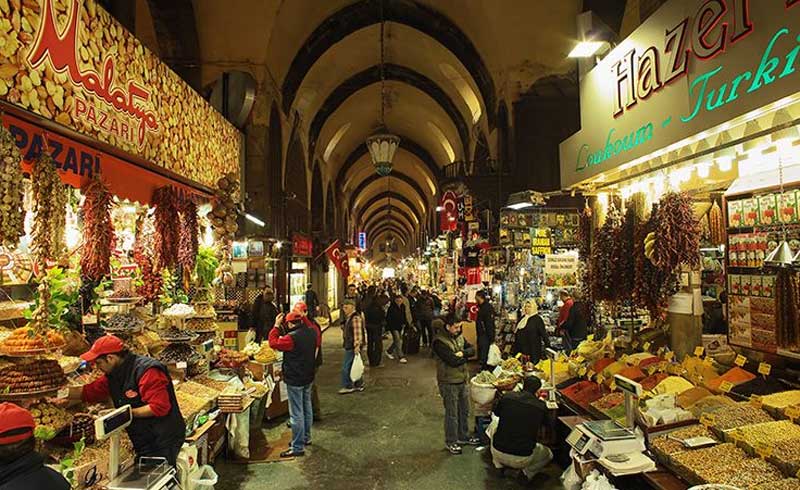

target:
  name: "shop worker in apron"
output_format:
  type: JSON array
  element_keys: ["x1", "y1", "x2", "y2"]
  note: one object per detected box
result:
[{"x1": 70, "y1": 335, "x2": 186, "y2": 465}]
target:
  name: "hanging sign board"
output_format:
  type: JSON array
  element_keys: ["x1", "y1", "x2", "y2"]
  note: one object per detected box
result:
[
  {"x1": 292, "y1": 233, "x2": 313, "y2": 257},
  {"x1": 0, "y1": 0, "x2": 241, "y2": 189},
  {"x1": 531, "y1": 228, "x2": 552, "y2": 255},
  {"x1": 357, "y1": 232, "x2": 367, "y2": 251},
  {"x1": 544, "y1": 253, "x2": 579, "y2": 288},
  {"x1": 560, "y1": 0, "x2": 800, "y2": 188}
]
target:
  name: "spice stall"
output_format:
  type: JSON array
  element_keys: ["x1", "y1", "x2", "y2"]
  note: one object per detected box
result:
[
  {"x1": 550, "y1": 0, "x2": 800, "y2": 487},
  {"x1": 0, "y1": 0, "x2": 286, "y2": 486}
]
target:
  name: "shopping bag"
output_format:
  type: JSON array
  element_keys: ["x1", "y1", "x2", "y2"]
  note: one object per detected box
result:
[
  {"x1": 191, "y1": 465, "x2": 219, "y2": 490},
  {"x1": 402, "y1": 326, "x2": 420, "y2": 355},
  {"x1": 350, "y1": 353, "x2": 364, "y2": 383},
  {"x1": 487, "y1": 343, "x2": 502, "y2": 367}
]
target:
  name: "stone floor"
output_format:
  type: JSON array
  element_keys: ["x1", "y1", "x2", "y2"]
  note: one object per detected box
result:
[{"x1": 215, "y1": 329, "x2": 566, "y2": 490}]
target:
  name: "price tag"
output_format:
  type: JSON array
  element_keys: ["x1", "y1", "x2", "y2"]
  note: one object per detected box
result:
[
  {"x1": 643, "y1": 342, "x2": 651, "y2": 352},
  {"x1": 609, "y1": 380, "x2": 617, "y2": 392},
  {"x1": 700, "y1": 413, "x2": 717, "y2": 427},
  {"x1": 758, "y1": 362, "x2": 772, "y2": 376},
  {"x1": 587, "y1": 370, "x2": 595, "y2": 380},
  {"x1": 702, "y1": 356, "x2": 714, "y2": 367},
  {"x1": 597, "y1": 374, "x2": 606, "y2": 385},
  {"x1": 735, "y1": 354, "x2": 747, "y2": 367},
  {"x1": 657, "y1": 361, "x2": 668, "y2": 372},
  {"x1": 665, "y1": 351, "x2": 675, "y2": 361},
  {"x1": 694, "y1": 346, "x2": 705, "y2": 357},
  {"x1": 575, "y1": 355, "x2": 585, "y2": 364},
  {"x1": 620, "y1": 354, "x2": 629, "y2": 363},
  {"x1": 176, "y1": 361, "x2": 188, "y2": 369},
  {"x1": 57, "y1": 387, "x2": 69, "y2": 399},
  {"x1": 578, "y1": 366, "x2": 587, "y2": 376},
  {"x1": 755, "y1": 442, "x2": 773, "y2": 459},
  {"x1": 786, "y1": 406, "x2": 800, "y2": 421},
  {"x1": 720, "y1": 381, "x2": 734, "y2": 393},
  {"x1": 751, "y1": 395, "x2": 763, "y2": 408},
  {"x1": 729, "y1": 430, "x2": 742, "y2": 442}
]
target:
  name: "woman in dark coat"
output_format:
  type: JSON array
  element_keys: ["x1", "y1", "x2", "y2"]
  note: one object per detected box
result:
[
  {"x1": 512, "y1": 300, "x2": 550, "y2": 363},
  {"x1": 385, "y1": 295, "x2": 408, "y2": 363}
]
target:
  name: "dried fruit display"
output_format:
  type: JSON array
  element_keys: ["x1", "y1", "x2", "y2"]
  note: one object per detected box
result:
[
  {"x1": 649, "y1": 192, "x2": 701, "y2": 272},
  {"x1": 591, "y1": 392, "x2": 625, "y2": 411},
  {"x1": 152, "y1": 186, "x2": 179, "y2": 271},
  {"x1": 709, "y1": 201, "x2": 726, "y2": 246},
  {"x1": 194, "y1": 376, "x2": 232, "y2": 393},
  {"x1": 186, "y1": 318, "x2": 216, "y2": 332},
  {"x1": 634, "y1": 203, "x2": 679, "y2": 317},
  {"x1": 253, "y1": 344, "x2": 277, "y2": 364},
  {"x1": 157, "y1": 343, "x2": 203, "y2": 364},
  {"x1": 133, "y1": 214, "x2": 162, "y2": 301},
  {"x1": 30, "y1": 402, "x2": 73, "y2": 440},
  {"x1": 710, "y1": 402, "x2": 773, "y2": 431},
  {"x1": 158, "y1": 326, "x2": 196, "y2": 342},
  {"x1": 80, "y1": 176, "x2": 115, "y2": 281},
  {"x1": 104, "y1": 313, "x2": 145, "y2": 332},
  {"x1": 177, "y1": 381, "x2": 220, "y2": 400},
  {"x1": 54, "y1": 414, "x2": 95, "y2": 445},
  {"x1": 177, "y1": 200, "x2": 198, "y2": 277},
  {"x1": 0, "y1": 125, "x2": 25, "y2": 248},
  {"x1": 590, "y1": 205, "x2": 622, "y2": 302},
  {"x1": 209, "y1": 173, "x2": 239, "y2": 286},
  {"x1": 192, "y1": 303, "x2": 216, "y2": 318},
  {"x1": 175, "y1": 391, "x2": 208, "y2": 419},
  {"x1": 578, "y1": 205, "x2": 592, "y2": 260},
  {"x1": 31, "y1": 151, "x2": 68, "y2": 265},
  {"x1": 217, "y1": 348, "x2": 249, "y2": 368},
  {"x1": 0, "y1": 327, "x2": 65, "y2": 354},
  {"x1": 0, "y1": 358, "x2": 66, "y2": 394}
]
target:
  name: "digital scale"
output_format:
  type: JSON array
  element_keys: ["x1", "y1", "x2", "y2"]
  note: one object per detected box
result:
[
  {"x1": 95, "y1": 405, "x2": 180, "y2": 490},
  {"x1": 566, "y1": 375, "x2": 655, "y2": 476}
]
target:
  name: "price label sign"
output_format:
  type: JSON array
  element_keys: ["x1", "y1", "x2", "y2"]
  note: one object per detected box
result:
[
  {"x1": 755, "y1": 442, "x2": 773, "y2": 459},
  {"x1": 751, "y1": 395, "x2": 763, "y2": 408},
  {"x1": 609, "y1": 380, "x2": 617, "y2": 392},
  {"x1": 735, "y1": 354, "x2": 747, "y2": 367},
  {"x1": 587, "y1": 370, "x2": 595, "y2": 380},
  {"x1": 758, "y1": 362, "x2": 772, "y2": 376},
  {"x1": 575, "y1": 355, "x2": 585, "y2": 364},
  {"x1": 786, "y1": 406, "x2": 800, "y2": 421},
  {"x1": 700, "y1": 413, "x2": 717, "y2": 427},
  {"x1": 702, "y1": 356, "x2": 714, "y2": 367},
  {"x1": 643, "y1": 342, "x2": 651, "y2": 352},
  {"x1": 578, "y1": 366, "x2": 587, "y2": 377},
  {"x1": 720, "y1": 381, "x2": 734, "y2": 393},
  {"x1": 665, "y1": 351, "x2": 675, "y2": 361},
  {"x1": 694, "y1": 346, "x2": 705, "y2": 357},
  {"x1": 597, "y1": 374, "x2": 606, "y2": 385},
  {"x1": 176, "y1": 361, "x2": 188, "y2": 369}
]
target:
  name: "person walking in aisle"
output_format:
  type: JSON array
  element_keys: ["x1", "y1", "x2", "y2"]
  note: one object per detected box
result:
[
  {"x1": 432, "y1": 317, "x2": 481, "y2": 455},
  {"x1": 339, "y1": 299, "x2": 365, "y2": 394},
  {"x1": 415, "y1": 290, "x2": 435, "y2": 348},
  {"x1": 512, "y1": 300, "x2": 550, "y2": 363},
  {"x1": 385, "y1": 295, "x2": 408, "y2": 364},
  {"x1": 269, "y1": 310, "x2": 321, "y2": 458},
  {"x1": 475, "y1": 291, "x2": 496, "y2": 370},
  {"x1": 305, "y1": 283, "x2": 320, "y2": 320},
  {"x1": 563, "y1": 291, "x2": 589, "y2": 351},
  {"x1": 251, "y1": 286, "x2": 279, "y2": 343},
  {"x1": 362, "y1": 287, "x2": 385, "y2": 367}
]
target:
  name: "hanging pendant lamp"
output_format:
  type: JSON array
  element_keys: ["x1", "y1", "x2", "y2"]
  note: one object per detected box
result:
[
  {"x1": 766, "y1": 128, "x2": 795, "y2": 267},
  {"x1": 366, "y1": 0, "x2": 399, "y2": 177}
]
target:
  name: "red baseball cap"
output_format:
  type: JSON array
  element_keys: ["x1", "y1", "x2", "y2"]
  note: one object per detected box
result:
[
  {"x1": 0, "y1": 403, "x2": 35, "y2": 444},
  {"x1": 292, "y1": 302, "x2": 307, "y2": 313},
  {"x1": 286, "y1": 311, "x2": 303, "y2": 322},
  {"x1": 81, "y1": 334, "x2": 125, "y2": 362}
]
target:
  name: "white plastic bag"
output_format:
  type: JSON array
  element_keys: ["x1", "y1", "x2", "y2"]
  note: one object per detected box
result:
[
  {"x1": 470, "y1": 376, "x2": 497, "y2": 405},
  {"x1": 561, "y1": 465, "x2": 582, "y2": 490},
  {"x1": 226, "y1": 409, "x2": 250, "y2": 459},
  {"x1": 350, "y1": 352, "x2": 364, "y2": 383},
  {"x1": 487, "y1": 343, "x2": 502, "y2": 366},
  {"x1": 191, "y1": 465, "x2": 219, "y2": 490}
]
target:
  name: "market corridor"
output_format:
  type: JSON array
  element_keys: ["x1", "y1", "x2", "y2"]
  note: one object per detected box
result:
[{"x1": 215, "y1": 329, "x2": 563, "y2": 490}]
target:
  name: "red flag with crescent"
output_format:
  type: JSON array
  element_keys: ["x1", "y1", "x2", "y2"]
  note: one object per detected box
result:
[{"x1": 325, "y1": 240, "x2": 349, "y2": 278}]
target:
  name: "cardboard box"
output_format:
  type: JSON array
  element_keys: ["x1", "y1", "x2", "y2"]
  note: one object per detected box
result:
[
  {"x1": 779, "y1": 191, "x2": 798, "y2": 224},
  {"x1": 728, "y1": 200, "x2": 743, "y2": 228},
  {"x1": 758, "y1": 194, "x2": 778, "y2": 225}
]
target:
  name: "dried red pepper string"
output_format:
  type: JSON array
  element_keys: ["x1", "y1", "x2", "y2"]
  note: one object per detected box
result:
[
  {"x1": 80, "y1": 176, "x2": 115, "y2": 281},
  {"x1": 152, "y1": 186, "x2": 179, "y2": 271}
]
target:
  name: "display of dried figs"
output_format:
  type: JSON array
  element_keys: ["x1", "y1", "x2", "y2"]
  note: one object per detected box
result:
[
  {"x1": 157, "y1": 342, "x2": 202, "y2": 364},
  {"x1": 104, "y1": 313, "x2": 145, "y2": 331},
  {"x1": 0, "y1": 125, "x2": 25, "y2": 248},
  {"x1": 31, "y1": 151, "x2": 68, "y2": 264}
]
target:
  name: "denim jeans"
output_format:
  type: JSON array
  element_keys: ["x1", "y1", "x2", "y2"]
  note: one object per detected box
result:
[
  {"x1": 366, "y1": 324, "x2": 383, "y2": 367},
  {"x1": 387, "y1": 330, "x2": 402, "y2": 357},
  {"x1": 286, "y1": 383, "x2": 313, "y2": 453},
  {"x1": 341, "y1": 349, "x2": 364, "y2": 389},
  {"x1": 439, "y1": 383, "x2": 470, "y2": 445}
]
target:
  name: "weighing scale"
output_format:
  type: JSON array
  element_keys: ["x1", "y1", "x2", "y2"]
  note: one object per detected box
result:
[
  {"x1": 95, "y1": 405, "x2": 179, "y2": 490},
  {"x1": 565, "y1": 375, "x2": 655, "y2": 476}
]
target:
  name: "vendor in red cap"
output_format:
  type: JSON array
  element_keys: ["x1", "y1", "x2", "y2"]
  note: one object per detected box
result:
[
  {"x1": 69, "y1": 335, "x2": 185, "y2": 465},
  {"x1": 294, "y1": 302, "x2": 324, "y2": 420},
  {"x1": 0, "y1": 402, "x2": 69, "y2": 489}
]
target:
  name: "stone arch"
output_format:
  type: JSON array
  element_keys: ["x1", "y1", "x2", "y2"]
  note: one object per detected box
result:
[
  {"x1": 325, "y1": 184, "x2": 336, "y2": 236},
  {"x1": 311, "y1": 163, "x2": 324, "y2": 235},
  {"x1": 497, "y1": 101, "x2": 510, "y2": 172},
  {"x1": 285, "y1": 132, "x2": 309, "y2": 234},
  {"x1": 473, "y1": 132, "x2": 492, "y2": 176}
]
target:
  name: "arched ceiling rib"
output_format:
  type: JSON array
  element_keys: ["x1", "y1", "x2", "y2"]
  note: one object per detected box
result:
[
  {"x1": 366, "y1": 217, "x2": 413, "y2": 243},
  {"x1": 364, "y1": 207, "x2": 416, "y2": 236},
  {"x1": 276, "y1": 0, "x2": 496, "y2": 127},
  {"x1": 348, "y1": 173, "x2": 431, "y2": 217},
  {"x1": 360, "y1": 199, "x2": 420, "y2": 229},
  {"x1": 345, "y1": 157, "x2": 436, "y2": 208},
  {"x1": 317, "y1": 82, "x2": 461, "y2": 173},
  {"x1": 371, "y1": 227, "x2": 408, "y2": 247},
  {"x1": 371, "y1": 223, "x2": 407, "y2": 241},
  {"x1": 338, "y1": 143, "x2": 440, "y2": 192},
  {"x1": 354, "y1": 185, "x2": 426, "y2": 221},
  {"x1": 309, "y1": 63, "x2": 470, "y2": 160}
]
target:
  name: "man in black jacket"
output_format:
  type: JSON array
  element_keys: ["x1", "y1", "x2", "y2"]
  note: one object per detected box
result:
[
  {"x1": 489, "y1": 377, "x2": 553, "y2": 480},
  {"x1": 475, "y1": 291, "x2": 496, "y2": 370},
  {"x1": 269, "y1": 311, "x2": 321, "y2": 458},
  {"x1": 563, "y1": 292, "x2": 589, "y2": 351},
  {"x1": 0, "y1": 403, "x2": 69, "y2": 490},
  {"x1": 251, "y1": 286, "x2": 280, "y2": 343}
]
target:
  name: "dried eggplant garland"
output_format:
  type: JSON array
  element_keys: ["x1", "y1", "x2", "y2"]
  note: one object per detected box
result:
[
  {"x1": 31, "y1": 151, "x2": 68, "y2": 266},
  {"x1": 177, "y1": 200, "x2": 198, "y2": 276},
  {"x1": 590, "y1": 204, "x2": 622, "y2": 302},
  {"x1": 152, "y1": 186, "x2": 179, "y2": 271},
  {"x1": 0, "y1": 125, "x2": 25, "y2": 248},
  {"x1": 612, "y1": 205, "x2": 636, "y2": 299},
  {"x1": 634, "y1": 203, "x2": 679, "y2": 319},
  {"x1": 133, "y1": 214, "x2": 162, "y2": 302},
  {"x1": 776, "y1": 269, "x2": 798, "y2": 349},
  {"x1": 578, "y1": 205, "x2": 592, "y2": 260},
  {"x1": 80, "y1": 176, "x2": 115, "y2": 281},
  {"x1": 709, "y1": 201, "x2": 725, "y2": 246},
  {"x1": 650, "y1": 192, "x2": 701, "y2": 272}
]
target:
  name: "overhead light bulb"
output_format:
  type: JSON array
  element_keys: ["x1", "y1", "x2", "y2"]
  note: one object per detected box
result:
[
  {"x1": 568, "y1": 41, "x2": 607, "y2": 58},
  {"x1": 244, "y1": 213, "x2": 266, "y2": 227},
  {"x1": 717, "y1": 156, "x2": 733, "y2": 172},
  {"x1": 697, "y1": 161, "x2": 711, "y2": 178}
]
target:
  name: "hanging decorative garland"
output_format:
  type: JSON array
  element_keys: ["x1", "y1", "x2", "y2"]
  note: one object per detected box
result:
[
  {"x1": 649, "y1": 192, "x2": 701, "y2": 272},
  {"x1": 177, "y1": 200, "x2": 199, "y2": 277},
  {"x1": 80, "y1": 176, "x2": 115, "y2": 282},
  {"x1": 152, "y1": 186, "x2": 179, "y2": 271},
  {"x1": 0, "y1": 124, "x2": 25, "y2": 248},
  {"x1": 31, "y1": 150, "x2": 68, "y2": 267}
]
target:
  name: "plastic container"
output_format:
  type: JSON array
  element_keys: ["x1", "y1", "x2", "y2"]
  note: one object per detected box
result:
[{"x1": 470, "y1": 377, "x2": 497, "y2": 405}]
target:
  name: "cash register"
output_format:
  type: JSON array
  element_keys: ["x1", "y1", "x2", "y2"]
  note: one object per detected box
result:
[
  {"x1": 565, "y1": 375, "x2": 656, "y2": 476},
  {"x1": 95, "y1": 405, "x2": 179, "y2": 490}
]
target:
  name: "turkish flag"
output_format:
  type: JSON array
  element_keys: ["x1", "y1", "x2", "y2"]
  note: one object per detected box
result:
[
  {"x1": 325, "y1": 240, "x2": 349, "y2": 278},
  {"x1": 440, "y1": 191, "x2": 458, "y2": 232},
  {"x1": 467, "y1": 302, "x2": 479, "y2": 321}
]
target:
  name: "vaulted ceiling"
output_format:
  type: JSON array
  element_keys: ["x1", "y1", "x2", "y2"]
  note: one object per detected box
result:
[{"x1": 177, "y1": 0, "x2": 586, "y2": 245}]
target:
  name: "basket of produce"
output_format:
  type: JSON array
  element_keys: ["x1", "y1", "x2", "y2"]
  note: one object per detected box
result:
[
  {"x1": 161, "y1": 303, "x2": 196, "y2": 319},
  {"x1": 30, "y1": 401, "x2": 73, "y2": 441},
  {"x1": 470, "y1": 372, "x2": 497, "y2": 405},
  {"x1": 493, "y1": 373, "x2": 521, "y2": 392},
  {"x1": 0, "y1": 328, "x2": 66, "y2": 356},
  {"x1": 103, "y1": 313, "x2": 146, "y2": 333},
  {"x1": 499, "y1": 357, "x2": 523, "y2": 374},
  {"x1": 51, "y1": 414, "x2": 95, "y2": 446},
  {"x1": 0, "y1": 358, "x2": 66, "y2": 397}
]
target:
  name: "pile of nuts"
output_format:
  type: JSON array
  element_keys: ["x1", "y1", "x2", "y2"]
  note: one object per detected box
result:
[
  {"x1": 695, "y1": 458, "x2": 783, "y2": 488},
  {"x1": 651, "y1": 424, "x2": 717, "y2": 457},
  {"x1": 753, "y1": 478, "x2": 800, "y2": 489},
  {"x1": 672, "y1": 443, "x2": 746, "y2": 480},
  {"x1": 0, "y1": 358, "x2": 66, "y2": 394},
  {"x1": 730, "y1": 420, "x2": 800, "y2": 448},
  {"x1": 767, "y1": 438, "x2": 800, "y2": 476},
  {"x1": 761, "y1": 390, "x2": 800, "y2": 411},
  {"x1": 711, "y1": 402, "x2": 774, "y2": 431}
]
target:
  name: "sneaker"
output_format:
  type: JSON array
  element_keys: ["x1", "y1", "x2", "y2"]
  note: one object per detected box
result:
[
  {"x1": 399, "y1": 358, "x2": 408, "y2": 364},
  {"x1": 458, "y1": 437, "x2": 482, "y2": 446},
  {"x1": 338, "y1": 388, "x2": 356, "y2": 395},
  {"x1": 279, "y1": 449, "x2": 305, "y2": 458},
  {"x1": 446, "y1": 443, "x2": 463, "y2": 455},
  {"x1": 386, "y1": 351, "x2": 396, "y2": 360},
  {"x1": 356, "y1": 385, "x2": 366, "y2": 392}
]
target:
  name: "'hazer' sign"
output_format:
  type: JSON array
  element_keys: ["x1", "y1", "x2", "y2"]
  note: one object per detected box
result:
[{"x1": 8, "y1": 124, "x2": 100, "y2": 178}]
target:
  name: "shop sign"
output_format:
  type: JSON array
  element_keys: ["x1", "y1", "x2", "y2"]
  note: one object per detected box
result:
[
  {"x1": 357, "y1": 232, "x2": 367, "y2": 250},
  {"x1": 0, "y1": 0, "x2": 240, "y2": 188},
  {"x1": 560, "y1": 0, "x2": 800, "y2": 188},
  {"x1": 292, "y1": 233, "x2": 313, "y2": 257},
  {"x1": 544, "y1": 253, "x2": 579, "y2": 288},
  {"x1": 531, "y1": 228, "x2": 552, "y2": 255}
]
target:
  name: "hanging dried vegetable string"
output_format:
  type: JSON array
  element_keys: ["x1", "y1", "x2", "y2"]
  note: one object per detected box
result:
[
  {"x1": 709, "y1": 200, "x2": 725, "y2": 246},
  {"x1": 178, "y1": 199, "x2": 198, "y2": 278},
  {"x1": 133, "y1": 214, "x2": 162, "y2": 302},
  {"x1": 612, "y1": 205, "x2": 636, "y2": 299},
  {"x1": 634, "y1": 203, "x2": 679, "y2": 319},
  {"x1": 590, "y1": 202, "x2": 622, "y2": 302},
  {"x1": 31, "y1": 146, "x2": 68, "y2": 267},
  {"x1": 776, "y1": 269, "x2": 797, "y2": 349},
  {"x1": 152, "y1": 186, "x2": 179, "y2": 271},
  {"x1": 650, "y1": 192, "x2": 701, "y2": 272},
  {"x1": 0, "y1": 123, "x2": 25, "y2": 248},
  {"x1": 80, "y1": 176, "x2": 115, "y2": 282},
  {"x1": 578, "y1": 205, "x2": 592, "y2": 260}
]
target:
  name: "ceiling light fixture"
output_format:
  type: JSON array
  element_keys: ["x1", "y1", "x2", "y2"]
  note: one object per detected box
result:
[
  {"x1": 365, "y1": 0, "x2": 399, "y2": 177},
  {"x1": 568, "y1": 40, "x2": 607, "y2": 58},
  {"x1": 244, "y1": 213, "x2": 266, "y2": 227}
]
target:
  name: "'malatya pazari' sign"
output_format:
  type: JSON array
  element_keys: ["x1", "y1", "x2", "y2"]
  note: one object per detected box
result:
[
  {"x1": 560, "y1": 0, "x2": 800, "y2": 188},
  {"x1": 0, "y1": 0, "x2": 240, "y2": 188}
]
